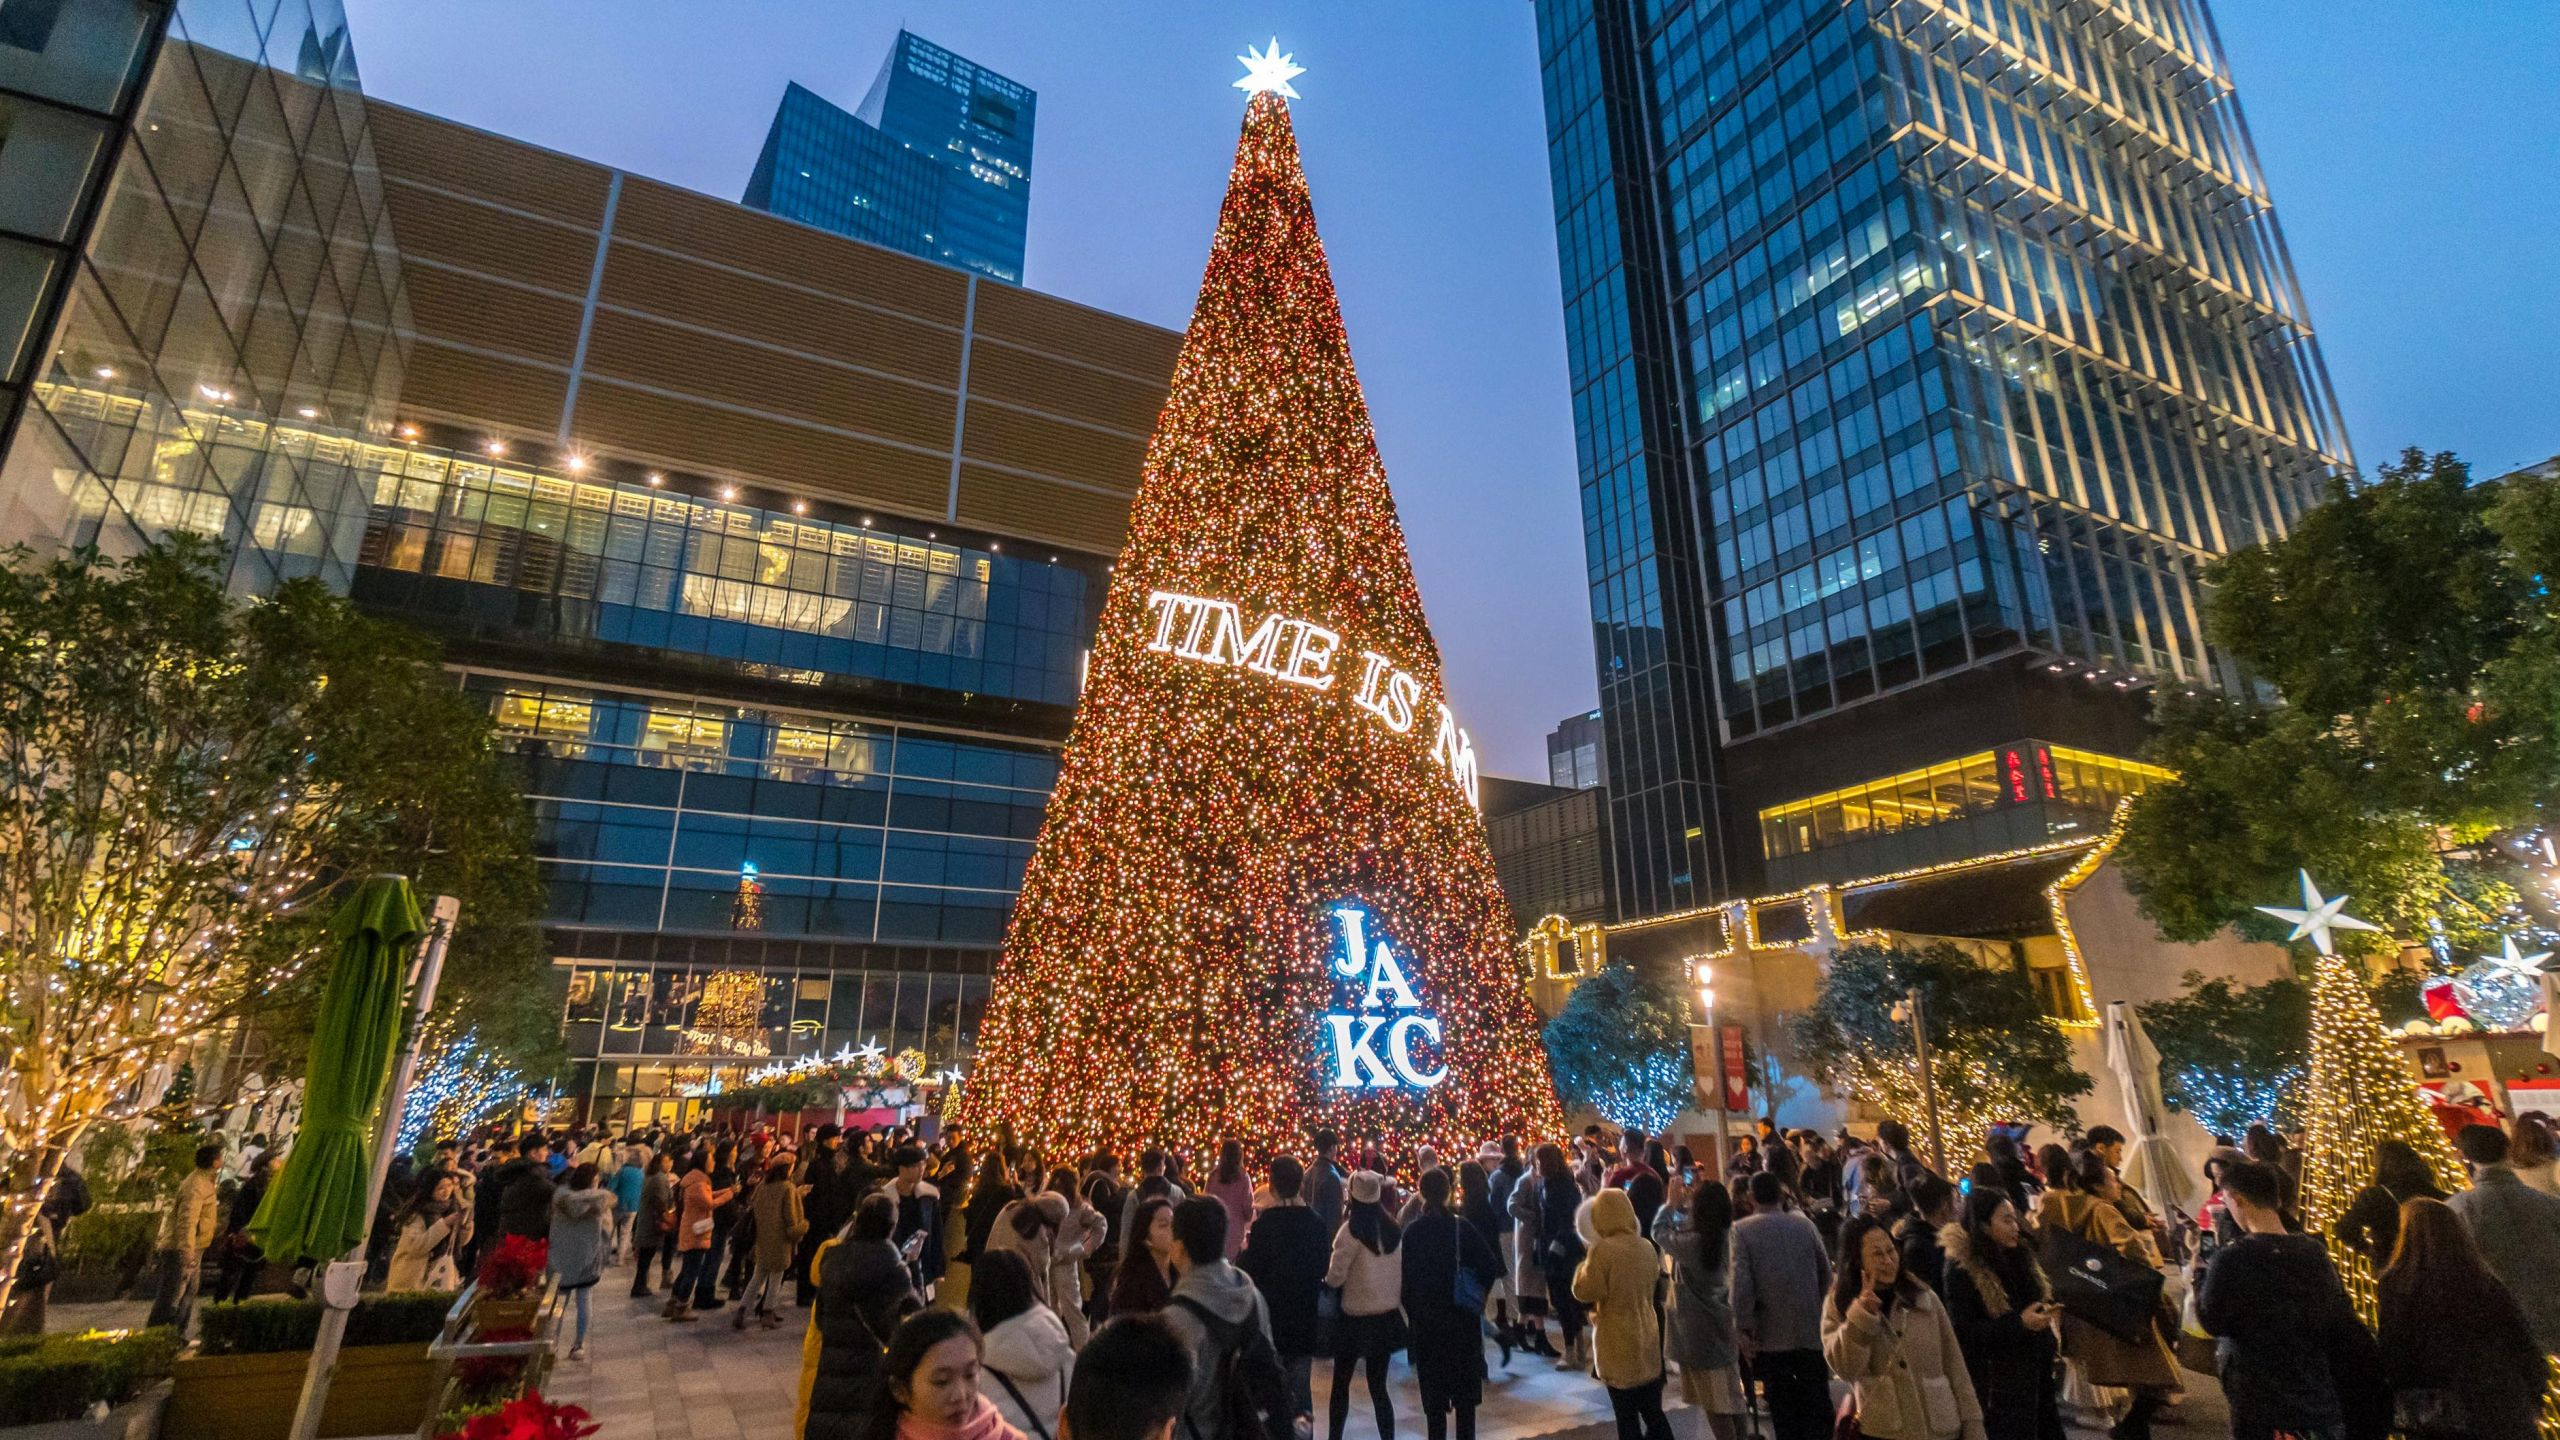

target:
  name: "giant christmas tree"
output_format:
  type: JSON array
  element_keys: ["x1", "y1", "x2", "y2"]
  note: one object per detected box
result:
[{"x1": 956, "y1": 49, "x2": 1562, "y2": 1160}]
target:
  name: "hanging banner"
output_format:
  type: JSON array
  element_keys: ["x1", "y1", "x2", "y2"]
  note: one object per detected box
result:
[{"x1": 1721, "y1": 1025, "x2": 1749, "y2": 1114}]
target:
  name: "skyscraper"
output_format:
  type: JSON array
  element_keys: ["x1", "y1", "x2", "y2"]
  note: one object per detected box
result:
[
  {"x1": 1547, "y1": 709, "x2": 1608, "y2": 790},
  {"x1": 1535, "y1": 0, "x2": 2352, "y2": 907},
  {"x1": 743, "y1": 31, "x2": 1034, "y2": 284}
]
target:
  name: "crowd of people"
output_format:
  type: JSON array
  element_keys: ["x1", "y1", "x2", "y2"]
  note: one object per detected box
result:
[{"x1": 188, "y1": 1107, "x2": 2560, "y2": 1440}]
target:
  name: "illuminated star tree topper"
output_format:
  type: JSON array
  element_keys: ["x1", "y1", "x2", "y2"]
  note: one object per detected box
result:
[
  {"x1": 1234, "y1": 38, "x2": 1306, "y2": 99},
  {"x1": 953, "y1": 56, "x2": 1560, "y2": 1161}
]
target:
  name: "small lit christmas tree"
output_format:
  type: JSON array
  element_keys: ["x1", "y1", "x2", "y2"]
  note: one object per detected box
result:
[
  {"x1": 955, "y1": 46, "x2": 1561, "y2": 1160},
  {"x1": 2262, "y1": 873, "x2": 2465, "y2": 1313}
]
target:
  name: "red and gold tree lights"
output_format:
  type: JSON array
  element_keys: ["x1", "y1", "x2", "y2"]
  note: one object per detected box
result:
[{"x1": 954, "y1": 75, "x2": 1561, "y2": 1162}]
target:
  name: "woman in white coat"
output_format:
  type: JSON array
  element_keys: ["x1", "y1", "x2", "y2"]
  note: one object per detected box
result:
[{"x1": 970, "y1": 1250, "x2": 1074, "y2": 1440}]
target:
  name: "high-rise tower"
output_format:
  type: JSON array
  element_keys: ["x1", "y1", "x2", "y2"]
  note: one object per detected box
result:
[
  {"x1": 1535, "y1": 0, "x2": 2352, "y2": 906},
  {"x1": 744, "y1": 31, "x2": 1034, "y2": 283}
]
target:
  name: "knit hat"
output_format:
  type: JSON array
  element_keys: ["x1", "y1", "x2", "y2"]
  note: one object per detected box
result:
[{"x1": 1349, "y1": 1170, "x2": 1384, "y2": 1205}]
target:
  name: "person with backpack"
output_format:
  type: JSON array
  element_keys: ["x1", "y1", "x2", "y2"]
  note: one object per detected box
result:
[{"x1": 1161, "y1": 1197, "x2": 1293, "y2": 1440}]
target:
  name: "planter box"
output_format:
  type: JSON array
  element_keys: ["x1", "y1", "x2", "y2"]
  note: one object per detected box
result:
[
  {"x1": 164, "y1": 1344, "x2": 436, "y2": 1440},
  {"x1": 0, "y1": 1381, "x2": 170, "y2": 1440}
]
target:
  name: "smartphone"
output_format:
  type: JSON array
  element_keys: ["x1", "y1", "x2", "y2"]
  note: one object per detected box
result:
[{"x1": 900, "y1": 1230, "x2": 927, "y2": 1262}]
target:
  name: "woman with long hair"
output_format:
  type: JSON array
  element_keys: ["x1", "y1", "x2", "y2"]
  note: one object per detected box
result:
[
  {"x1": 1325, "y1": 1172, "x2": 1406, "y2": 1440},
  {"x1": 2336, "y1": 1139, "x2": 2447, "y2": 1266},
  {"x1": 859, "y1": 1309, "x2": 1026, "y2": 1440},
  {"x1": 1654, "y1": 1176, "x2": 1741, "y2": 1440},
  {"x1": 1208, "y1": 1139, "x2": 1256, "y2": 1259},
  {"x1": 385, "y1": 1169, "x2": 469, "y2": 1291},
  {"x1": 1532, "y1": 1142, "x2": 1592, "y2": 1370},
  {"x1": 1040, "y1": 1167, "x2": 1106, "y2": 1346},
  {"x1": 1504, "y1": 1144, "x2": 1558, "y2": 1358},
  {"x1": 1821, "y1": 1215, "x2": 1984, "y2": 1440},
  {"x1": 963, "y1": 1150, "x2": 1023, "y2": 1273},
  {"x1": 1107, "y1": 1196, "x2": 1177, "y2": 1316},
  {"x1": 547, "y1": 1163, "x2": 617, "y2": 1359},
  {"x1": 2378, "y1": 1197, "x2": 2546, "y2": 1440},
  {"x1": 970, "y1": 1250, "x2": 1073, "y2": 1440},
  {"x1": 1940, "y1": 1188, "x2": 2061, "y2": 1440}
]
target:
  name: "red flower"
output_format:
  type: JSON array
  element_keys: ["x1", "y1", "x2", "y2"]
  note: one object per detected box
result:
[
  {"x1": 444, "y1": 1390, "x2": 600, "y2": 1440},
  {"x1": 473, "y1": 1235, "x2": 549, "y2": 1299}
]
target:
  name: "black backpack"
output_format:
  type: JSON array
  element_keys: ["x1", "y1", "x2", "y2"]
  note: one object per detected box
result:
[{"x1": 1171, "y1": 1295, "x2": 1295, "y2": 1440}]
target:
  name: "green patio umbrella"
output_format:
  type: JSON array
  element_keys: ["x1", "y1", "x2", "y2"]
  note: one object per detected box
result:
[{"x1": 247, "y1": 875, "x2": 428, "y2": 1262}]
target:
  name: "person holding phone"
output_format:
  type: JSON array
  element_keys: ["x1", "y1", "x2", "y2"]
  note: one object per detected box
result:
[
  {"x1": 1940, "y1": 1189, "x2": 2063, "y2": 1440},
  {"x1": 1821, "y1": 1215, "x2": 1986, "y2": 1440}
]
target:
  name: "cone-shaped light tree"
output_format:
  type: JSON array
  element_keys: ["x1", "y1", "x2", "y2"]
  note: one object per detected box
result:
[
  {"x1": 2262, "y1": 873, "x2": 2466, "y2": 1314},
  {"x1": 955, "y1": 65, "x2": 1562, "y2": 1161}
]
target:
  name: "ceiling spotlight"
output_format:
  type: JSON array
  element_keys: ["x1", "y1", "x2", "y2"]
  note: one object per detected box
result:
[
  {"x1": 719, "y1": 485, "x2": 739, "y2": 502},
  {"x1": 296, "y1": 406, "x2": 319, "y2": 419},
  {"x1": 861, "y1": 517, "x2": 873, "y2": 528},
  {"x1": 398, "y1": 424, "x2": 420, "y2": 439},
  {"x1": 645, "y1": 472, "x2": 665, "y2": 487},
  {"x1": 94, "y1": 366, "x2": 116, "y2": 380},
  {"x1": 989, "y1": 542, "x2": 1000, "y2": 552},
  {"x1": 485, "y1": 439, "x2": 508, "y2": 456},
  {"x1": 791, "y1": 500, "x2": 808, "y2": 515},
  {"x1": 564, "y1": 453, "x2": 589, "y2": 473}
]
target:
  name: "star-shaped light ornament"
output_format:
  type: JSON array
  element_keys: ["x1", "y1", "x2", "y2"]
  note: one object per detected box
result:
[
  {"x1": 852, "y1": 1038, "x2": 887, "y2": 1068},
  {"x1": 2484, "y1": 934, "x2": 2555, "y2": 981},
  {"x1": 1234, "y1": 39, "x2": 1305, "y2": 100},
  {"x1": 2255, "y1": 870, "x2": 2382, "y2": 957}
]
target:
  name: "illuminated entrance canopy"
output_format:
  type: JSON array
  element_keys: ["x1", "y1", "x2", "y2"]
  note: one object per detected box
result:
[
  {"x1": 1142, "y1": 590, "x2": 1480, "y2": 806},
  {"x1": 1323, "y1": 904, "x2": 1448, "y2": 1090}
]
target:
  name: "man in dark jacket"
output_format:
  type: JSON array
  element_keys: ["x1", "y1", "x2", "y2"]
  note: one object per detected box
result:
[
  {"x1": 466, "y1": 1138, "x2": 515, "y2": 1269},
  {"x1": 879, "y1": 1144, "x2": 946, "y2": 1293},
  {"x1": 1303, "y1": 1129, "x2": 1345, "y2": 1237},
  {"x1": 1236, "y1": 1155, "x2": 1329, "y2": 1429},
  {"x1": 2198, "y1": 1159, "x2": 2383, "y2": 1440},
  {"x1": 797, "y1": 1125, "x2": 855, "y2": 1305},
  {"x1": 494, "y1": 1135, "x2": 556, "y2": 1242}
]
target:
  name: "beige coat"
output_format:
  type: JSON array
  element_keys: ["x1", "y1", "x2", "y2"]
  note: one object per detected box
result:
[
  {"x1": 2038, "y1": 1190, "x2": 2177, "y2": 1388},
  {"x1": 1821, "y1": 1286, "x2": 1987, "y2": 1440},
  {"x1": 1570, "y1": 1188, "x2": 1664, "y2": 1389},
  {"x1": 158, "y1": 1169, "x2": 221, "y2": 1253},
  {"x1": 749, "y1": 1177, "x2": 807, "y2": 1273}
]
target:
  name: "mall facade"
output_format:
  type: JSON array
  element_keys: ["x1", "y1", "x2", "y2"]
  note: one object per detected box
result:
[{"x1": 0, "y1": 1, "x2": 1175, "y2": 1126}]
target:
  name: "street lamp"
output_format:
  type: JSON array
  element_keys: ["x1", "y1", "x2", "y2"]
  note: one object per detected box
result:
[
  {"x1": 1890, "y1": 986, "x2": 1947, "y2": 1176},
  {"x1": 1691, "y1": 959, "x2": 1724, "y2": 1175}
]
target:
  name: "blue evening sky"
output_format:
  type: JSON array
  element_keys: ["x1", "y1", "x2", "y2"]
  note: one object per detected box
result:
[{"x1": 339, "y1": 2, "x2": 2556, "y2": 778}]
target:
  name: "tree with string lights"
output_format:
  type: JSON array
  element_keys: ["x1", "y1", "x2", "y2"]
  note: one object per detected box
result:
[
  {"x1": 954, "y1": 45, "x2": 1561, "y2": 1160},
  {"x1": 0, "y1": 537, "x2": 540, "y2": 1292},
  {"x1": 2257, "y1": 872, "x2": 2466, "y2": 1315}
]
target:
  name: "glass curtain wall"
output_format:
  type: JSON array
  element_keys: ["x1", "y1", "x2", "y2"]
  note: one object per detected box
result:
[{"x1": 0, "y1": 0, "x2": 409, "y2": 595}]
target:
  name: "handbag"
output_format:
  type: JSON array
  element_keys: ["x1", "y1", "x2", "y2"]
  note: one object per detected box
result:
[
  {"x1": 1314, "y1": 1283, "x2": 1342, "y2": 1353},
  {"x1": 1832, "y1": 1389, "x2": 1862, "y2": 1440},
  {"x1": 2039, "y1": 1222, "x2": 2164, "y2": 1345},
  {"x1": 1451, "y1": 1221, "x2": 1488, "y2": 1315}
]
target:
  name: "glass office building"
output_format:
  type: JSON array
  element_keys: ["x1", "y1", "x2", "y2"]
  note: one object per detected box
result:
[
  {"x1": 0, "y1": 0, "x2": 408, "y2": 594},
  {"x1": 743, "y1": 32, "x2": 1034, "y2": 285},
  {"x1": 1535, "y1": 0, "x2": 2351, "y2": 902}
]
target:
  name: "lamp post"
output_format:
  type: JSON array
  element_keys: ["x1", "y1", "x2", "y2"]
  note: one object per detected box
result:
[
  {"x1": 1891, "y1": 985, "x2": 1946, "y2": 1176},
  {"x1": 1691, "y1": 959, "x2": 1724, "y2": 1178}
]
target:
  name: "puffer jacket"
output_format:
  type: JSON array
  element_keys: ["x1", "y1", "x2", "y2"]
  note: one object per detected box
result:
[
  {"x1": 1652, "y1": 1202, "x2": 1737, "y2": 1371},
  {"x1": 1571, "y1": 1188, "x2": 1664, "y2": 1388},
  {"x1": 799, "y1": 1237, "x2": 920, "y2": 1440},
  {"x1": 979, "y1": 1304, "x2": 1075, "y2": 1436},
  {"x1": 1822, "y1": 1283, "x2": 1988, "y2": 1440}
]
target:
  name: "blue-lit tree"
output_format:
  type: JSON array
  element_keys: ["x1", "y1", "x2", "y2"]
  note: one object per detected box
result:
[
  {"x1": 2139, "y1": 973, "x2": 2311, "y2": 1137},
  {"x1": 1543, "y1": 961, "x2": 1694, "y2": 1134}
]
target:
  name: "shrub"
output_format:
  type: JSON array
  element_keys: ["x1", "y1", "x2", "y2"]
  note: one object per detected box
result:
[
  {"x1": 195, "y1": 1290, "x2": 454, "y2": 1356},
  {"x1": 0, "y1": 1327, "x2": 178, "y2": 1426},
  {"x1": 56, "y1": 1206, "x2": 156, "y2": 1273}
]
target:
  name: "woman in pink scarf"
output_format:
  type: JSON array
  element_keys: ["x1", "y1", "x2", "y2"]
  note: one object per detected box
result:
[{"x1": 867, "y1": 1308, "x2": 1032, "y2": 1440}]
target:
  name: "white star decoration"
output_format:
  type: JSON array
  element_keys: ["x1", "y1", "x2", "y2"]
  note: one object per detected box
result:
[
  {"x1": 1234, "y1": 38, "x2": 1306, "y2": 100},
  {"x1": 852, "y1": 1038, "x2": 887, "y2": 1067},
  {"x1": 2255, "y1": 870, "x2": 2381, "y2": 957},
  {"x1": 2483, "y1": 934, "x2": 2555, "y2": 980}
]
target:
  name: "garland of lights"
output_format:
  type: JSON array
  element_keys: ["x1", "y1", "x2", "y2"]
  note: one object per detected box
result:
[
  {"x1": 951, "y1": 85, "x2": 1561, "y2": 1162},
  {"x1": 707, "y1": 1045, "x2": 939, "y2": 1112}
]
